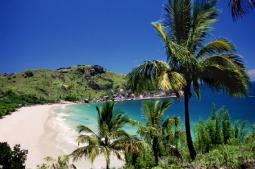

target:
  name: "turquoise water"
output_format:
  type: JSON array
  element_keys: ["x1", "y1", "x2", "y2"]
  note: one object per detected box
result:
[{"x1": 59, "y1": 83, "x2": 255, "y2": 135}]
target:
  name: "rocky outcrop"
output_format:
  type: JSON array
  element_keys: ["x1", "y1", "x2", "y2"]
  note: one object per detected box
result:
[
  {"x1": 23, "y1": 71, "x2": 34, "y2": 78},
  {"x1": 90, "y1": 65, "x2": 105, "y2": 76},
  {"x1": 88, "y1": 80, "x2": 101, "y2": 90},
  {"x1": 88, "y1": 80, "x2": 111, "y2": 90}
]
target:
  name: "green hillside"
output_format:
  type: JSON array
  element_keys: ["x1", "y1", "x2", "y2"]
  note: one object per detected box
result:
[{"x1": 0, "y1": 65, "x2": 126, "y2": 117}]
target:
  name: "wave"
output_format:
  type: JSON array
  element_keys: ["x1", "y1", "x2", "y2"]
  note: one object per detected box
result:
[{"x1": 52, "y1": 108, "x2": 78, "y2": 154}]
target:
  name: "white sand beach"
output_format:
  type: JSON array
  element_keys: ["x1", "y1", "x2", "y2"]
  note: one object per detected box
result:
[{"x1": 0, "y1": 103, "x2": 124, "y2": 169}]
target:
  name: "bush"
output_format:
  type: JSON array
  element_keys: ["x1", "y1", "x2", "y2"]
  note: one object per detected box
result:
[
  {"x1": 0, "y1": 142, "x2": 28, "y2": 169},
  {"x1": 64, "y1": 94, "x2": 79, "y2": 101},
  {"x1": 194, "y1": 144, "x2": 255, "y2": 169},
  {"x1": 195, "y1": 105, "x2": 248, "y2": 153},
  {"x1": 0, "y1": 91, "x2": 47, "y2": 117}
]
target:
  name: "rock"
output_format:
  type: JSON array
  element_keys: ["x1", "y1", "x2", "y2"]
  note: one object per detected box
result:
[
  {"x1": 89, "y1": 68, "x2": 97, "y2": 76},
  {"x1": 58, "y1": 73, "x2": 65, "y2": 79},
  {"x1": 90, "y1": 65, "x2": 105, "y2": 76},
  {"x1": 76, "y1": 67, "x2": 86, "y2": 74},
  {"x1": 88, "y1": 81, "x2": 101, "y2": 90},
  {"x1": 84, "y1": 99, "x2": 90, "y2": 103},
  {"x1": 99, "y1": 75, "x2": 113, "y2": 82},
  {"x1": 23, "y1": 71, "x2": 34, "y2": 78},
  {"x1": 92, "y1": 65, "x2": 105, "y2": 73}
]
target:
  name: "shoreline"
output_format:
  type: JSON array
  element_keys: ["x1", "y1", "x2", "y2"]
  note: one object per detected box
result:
[
  {"x1": 0, "y1": 102, "x2": 124, "y2": 169},
  {"x1": 0, "y1": 103, "x2": 71, "y2": 168}
]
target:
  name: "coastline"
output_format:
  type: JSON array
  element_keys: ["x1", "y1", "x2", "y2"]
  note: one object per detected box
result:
[
  {"x1": 0, "y1": 102, "x2": 124, "y2": 169},
  {"x1": 0, "y1": 103, "x2": 71, "y2": 168}
]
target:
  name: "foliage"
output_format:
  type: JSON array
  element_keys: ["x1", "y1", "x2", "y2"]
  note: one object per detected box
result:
[
  {"x1": 230, "y1": 0, "x2": 255, "y2": 19},
  {"x1": 0, "y1": 142, "x2": 28, "y2": 169},
  {"x1": 137, "y1": 99, "x2": 183, "y2": 166},
  {"x1": 0, "y1": 90, "x2": 47, "y2": 117},
  {"x1": 195, "y1": 104, "x2": 248, "y2": 153},
  {"x1": 71, "y1": 102, "x2": 131, "y2": 169},
  {"x1": 127, "y1": 0, "x2": 249, "y2": 160},
  {"x1": 194, "y1": 144, "x2": 255, "y2": 169},
  {"x1": 124, "y1": 144, "x2": 155, "y2": 169},
  {"x1": 36, "y1": 155, "x2": 76, "y2": 169}
]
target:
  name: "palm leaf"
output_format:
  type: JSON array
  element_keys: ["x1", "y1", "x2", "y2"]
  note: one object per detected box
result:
[
  {"x1": 188, "y1": 0, "x2": 218, "y2": 52},
  {"x1": 77, "y1": 125, "x2": 96, "y2": 135},
  {"x1": 162, "y1": 0, "x2": 191, "y2": 44},
  {"x1": 127, "y1": 60, "x2": 185, "y2": 93},
  {"x1": 230, "y1": 0, "x2": 255, "y2": 19},
  {"x1": 199, "y1": 58, "x2": 249, "y2": 96},
  {"x1": 197, "y1": 38, "x2": 236, "y2": 58}
]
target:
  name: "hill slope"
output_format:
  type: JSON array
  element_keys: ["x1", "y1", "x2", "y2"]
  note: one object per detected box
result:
[{"x1": 0, "y1": 65, "x2": 126, "y2": 116}]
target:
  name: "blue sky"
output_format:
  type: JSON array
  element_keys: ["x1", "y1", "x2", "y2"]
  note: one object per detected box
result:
[{"x1": 0, "y1": 0, "x2": 254, "y2": 80}]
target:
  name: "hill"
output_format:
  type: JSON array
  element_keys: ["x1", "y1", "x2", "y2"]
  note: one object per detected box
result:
[{"x1": 0, "y1": 65, "x2": 126, "y2": 117}]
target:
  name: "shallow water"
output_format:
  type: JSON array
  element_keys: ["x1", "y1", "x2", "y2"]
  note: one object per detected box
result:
[{"x1": 57, "y1": 83, "x2": 255, "y2": 139}]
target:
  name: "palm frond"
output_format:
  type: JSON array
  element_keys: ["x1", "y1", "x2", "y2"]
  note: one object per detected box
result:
[
  {"x1": 159, "y1": 99, "x2": 173, "y2": 115},
  {"x1": 197, "y1": 38, "x2": 236, "y2": 58},
  {"x1": 77, "y1": 125, "x2": 97, "y2": 135},
  {"x1": 199, "y1": 54, "x2": 249, "y2": 96},
  {"x1": 152, "y1": 22, "x2": 191, "y2": 63},
  {"x1": 188, "y1": 0, "x2": 218, "y2": 52},
  {"x1": 162, "y1": 0, "x2": 191, "y2": 44},
  {"x1": 127, "y1": 60, "x2": 185, "y2": 93},
  {"x1": 230, "y1": 0, "x2": 255, "y2": 19},
  {"x1": 110, "y1": 112, "x2": 130, "y2": 131},
  {"x1": 193, "y1": 78, "x2": 201, "y2": 99},
  {"x1": 71, "y1": 146, "x2": 99, "y2": 162},
  {"x1": 76, "y1": 134, "x2": 98, "y2": 146}
]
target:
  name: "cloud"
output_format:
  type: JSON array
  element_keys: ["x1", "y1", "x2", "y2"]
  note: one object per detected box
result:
[{"x1": 248, "y1": 69, "x2": 255, "y2": 81}]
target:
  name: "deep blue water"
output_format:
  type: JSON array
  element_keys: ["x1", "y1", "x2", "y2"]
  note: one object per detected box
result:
[{"x1": 61, "y1": 83, "x2": 255, "y2": 134}]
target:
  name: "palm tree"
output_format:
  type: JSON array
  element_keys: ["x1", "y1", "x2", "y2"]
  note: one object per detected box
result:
[
  {"x1": 128, "y1": 0, "x2": 249, "y2": 160},
  {"x1": 138, "y1": 99, "x2": 181, "y2": 165},
  {"x1": 162, "y1": 116, "x2": 184, "y2": 160},
  {"x1": 230, "y1": 0, "x2": 255, "y2": 19},
  {"x1": 121, "y1": 135, "x2": 143, "y2": 167},
  {"x1": 71, "y1": 102, "x2": 130, "y2": 169}
]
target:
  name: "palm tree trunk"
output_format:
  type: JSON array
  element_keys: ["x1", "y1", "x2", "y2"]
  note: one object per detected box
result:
[
  {"x1": 106, "y1": 161, "x2": 110, "y2": 169},
  {"x1": 184, "y1": 85, "x2": 196, "y2": 160},
  {"x1": 152, "y1": 137, "x2": 159, "y2": 165}
]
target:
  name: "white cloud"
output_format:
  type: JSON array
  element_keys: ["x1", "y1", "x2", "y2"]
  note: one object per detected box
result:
[{"x1": 248, "y1": 69, "x2": 255, "y2": 81}]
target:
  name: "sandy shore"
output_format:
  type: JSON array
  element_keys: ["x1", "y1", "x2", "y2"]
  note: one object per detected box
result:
[
  {"x1": 0, "y1": 104, "x2": 67, "y2": 168},
  {"x1": 0, "y1": 103, "x2": 124, "y2": 169}
]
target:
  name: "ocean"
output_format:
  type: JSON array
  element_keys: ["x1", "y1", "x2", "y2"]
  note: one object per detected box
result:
[{"x1": 56, "y1": 83, "x2": 255, "y2": 139}]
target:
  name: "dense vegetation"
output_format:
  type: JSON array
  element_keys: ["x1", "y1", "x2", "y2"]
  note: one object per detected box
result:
[
  {"x1": 0, "y1": 65, "x2": 126, "y2": 117},
  {"x1": 0, "y1": 142, "x2": 28, "y2": 169}
]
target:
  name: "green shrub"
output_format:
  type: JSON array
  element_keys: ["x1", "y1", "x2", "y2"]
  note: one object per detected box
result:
[
  {"x1": 195, "y1": 105, "x2": 248, "y2": 153},
  {"x1": 0, "y1": 142, "x2": 28, "y2": 169},
  {"x1": 194, "y1": 144, "x2": 255, "y2": 169},
  {"x1": 0, "y1": 91, "x2": 47, "y2": 117}
]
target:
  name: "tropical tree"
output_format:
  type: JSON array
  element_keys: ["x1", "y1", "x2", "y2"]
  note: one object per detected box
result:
[
  {"x1": 230, "y1": 0, "x2": 255, "y2": 19},
  {"x1": 128, "y1": 0, "x2": 249, "y2": 160},
  {"x1": 138, "y1": 99, "x2": 181, "y2": 165},
  {"x1": 71, "y1": 102, "x2": 130, "y2": 169},
  {"x1": 121, "y1": 135, "x2": 143, "y2": 167}
]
